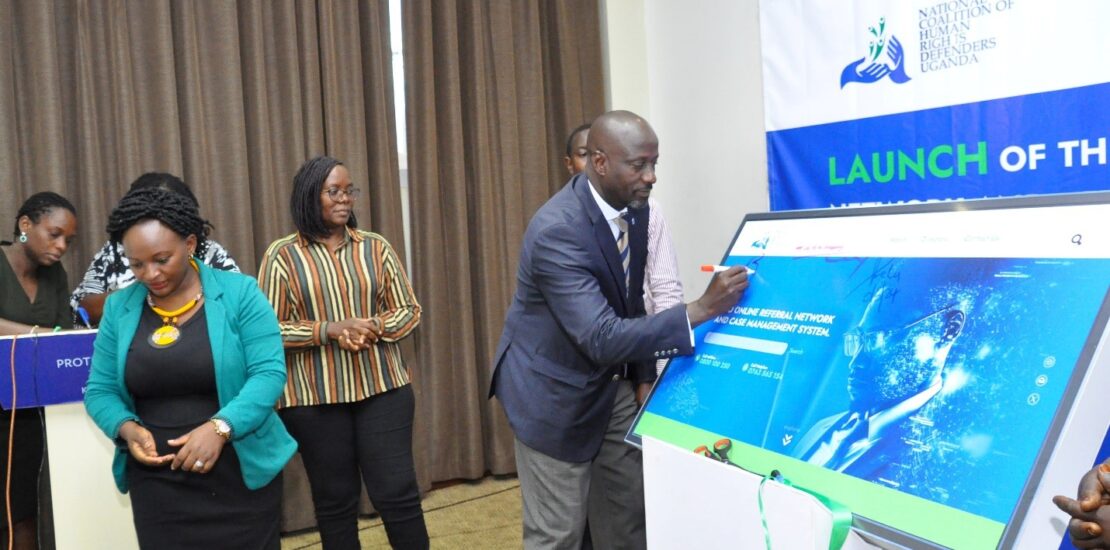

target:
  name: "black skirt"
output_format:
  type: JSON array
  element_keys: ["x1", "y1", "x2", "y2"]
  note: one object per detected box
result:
[
  {"x1": 123, "y1": 304, "x2": 281, "y2": 549},
  {"x1": 126, "y1": 424, "x2": 282, "y2": 550}
]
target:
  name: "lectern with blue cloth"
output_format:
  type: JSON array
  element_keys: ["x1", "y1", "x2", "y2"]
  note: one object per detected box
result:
[
  {"x1": 0, "y1": 329, "x2": 140, "y2": 549},
  {"x1": 0, "y1": 330, "x2": 96, "y2": 408}
]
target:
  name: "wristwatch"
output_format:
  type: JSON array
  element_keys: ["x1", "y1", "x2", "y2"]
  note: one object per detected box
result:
[{"x1": 211, "y1": 418, "x2": 232, "y2": 440}]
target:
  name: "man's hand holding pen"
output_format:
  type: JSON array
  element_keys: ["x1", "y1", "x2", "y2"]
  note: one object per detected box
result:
[{"x1": 687, "y1": 265, "x2": 750, "y2": 328}]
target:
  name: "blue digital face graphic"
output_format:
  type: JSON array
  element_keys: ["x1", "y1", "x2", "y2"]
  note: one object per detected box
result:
[
  {"x1": 642, "y1": 255, "x2": 1110, "y2": 524},
  {"x1": 845, "y1": 289, "x2": 966, "y2": 412}
]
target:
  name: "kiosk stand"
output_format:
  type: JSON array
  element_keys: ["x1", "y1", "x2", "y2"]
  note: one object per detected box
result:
[
  {"x1": 643, "y1": 437, "x2": 879, "y2": 549},
  {"x1": 630, "y1": 193, "x2": 1110, "y2": 549}
]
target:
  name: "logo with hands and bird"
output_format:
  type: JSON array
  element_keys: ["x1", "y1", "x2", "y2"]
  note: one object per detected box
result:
[{"x1": 840, "y1": 17, "x2": 912, "y2": 88}]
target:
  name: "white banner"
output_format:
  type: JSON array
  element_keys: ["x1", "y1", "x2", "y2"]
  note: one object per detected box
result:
[
  {"x1": 760, "y1": 0, "x2": 1110, "y2": 210},
  {"x1": 760, "y1": 0, "x2": 1110, "y2": 132}
]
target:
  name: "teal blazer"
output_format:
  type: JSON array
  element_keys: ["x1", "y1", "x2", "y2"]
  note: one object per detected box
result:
[{"x1": 84, "y1": 262, "x2": 297, "y2": 492}]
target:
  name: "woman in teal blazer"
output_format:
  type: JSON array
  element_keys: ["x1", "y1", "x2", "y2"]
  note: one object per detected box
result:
[{"x1": 84, "y1": 187, "x2": 295, "y2": 549}]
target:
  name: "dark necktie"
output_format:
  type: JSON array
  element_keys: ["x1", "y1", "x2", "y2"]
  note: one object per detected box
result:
[{"x1": 615, "y1": 215, "x2": 630, "y2": 294}]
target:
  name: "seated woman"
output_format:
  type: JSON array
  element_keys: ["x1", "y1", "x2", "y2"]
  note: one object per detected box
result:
[
  {"x1": 0, "y1": 192, "x2": 77, "y2": 549},
  {"x1": 70, "y1": 172, "x2": 239, "y2": 326},
  {"x1": 84, "y1": 188, "x2": 295, "y2": 549}
]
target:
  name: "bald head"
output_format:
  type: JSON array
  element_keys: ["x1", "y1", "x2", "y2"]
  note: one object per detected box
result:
[
  {"x1": 585, "y1": 111, "x2": 657, "y2": 163},
  {"x1": 585, "y1": 110, "x2": 659, "y2": 210}
]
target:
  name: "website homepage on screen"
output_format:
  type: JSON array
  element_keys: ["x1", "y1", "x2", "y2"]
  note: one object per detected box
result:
[{"x1": 633, "y1": 203, "x2": 1110, "y2": 549}]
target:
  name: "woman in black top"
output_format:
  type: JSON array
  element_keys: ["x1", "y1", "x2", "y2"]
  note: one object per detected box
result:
[
  {"x1": 0, "y1": 192, "x2": 77, "y2": 549},
  {"x1": 84, "y1": 189, "x2": 295, "y2": 549}
]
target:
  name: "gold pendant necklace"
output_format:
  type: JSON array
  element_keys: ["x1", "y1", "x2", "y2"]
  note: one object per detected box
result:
[
  {"x1": 147, "y1": 291, "x2": 203, "y2": 348},
  {"x1": 147, "y1": 260, "x2": 203, "y2": 349}
]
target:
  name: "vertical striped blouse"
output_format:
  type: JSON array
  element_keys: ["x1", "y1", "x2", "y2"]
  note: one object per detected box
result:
[{"x1": 258, "y1": 228, "x2": 420, "y2": 408}]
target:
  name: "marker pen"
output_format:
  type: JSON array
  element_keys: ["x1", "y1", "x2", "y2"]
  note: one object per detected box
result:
[{"x1": 700, "y1": 265, "x2": 756, "y2": 276}]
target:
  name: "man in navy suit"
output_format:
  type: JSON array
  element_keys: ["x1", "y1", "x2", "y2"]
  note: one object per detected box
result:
[{"x1": 490, "y1": 110, "x2": 748, "y2": 549}]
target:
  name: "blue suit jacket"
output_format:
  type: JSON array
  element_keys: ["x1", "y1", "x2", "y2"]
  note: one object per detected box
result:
[
  {"x1": 85, "y1": 263, "x2": 297, "y2": 492},
  {"x1": 490, "y1": 174, "x2": 694, "y2": 462},
  {"x1": 792, "y1": 409, "x2": 917, "y2": 480}
]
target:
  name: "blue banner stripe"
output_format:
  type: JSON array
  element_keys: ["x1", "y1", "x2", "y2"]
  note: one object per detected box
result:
[{"x1": 768, "y1": 82, "x2": 1110, "y2": 210}]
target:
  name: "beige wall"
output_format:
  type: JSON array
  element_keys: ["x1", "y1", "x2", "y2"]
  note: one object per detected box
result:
[
  {"x1": 600, "y1": 0, "x2": 652, "y2": 117},
  {"x1": 601, "y1": 0, "x2": 769, "y2": 300}
]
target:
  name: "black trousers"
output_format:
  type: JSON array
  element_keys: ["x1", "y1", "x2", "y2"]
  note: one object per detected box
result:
[{"x1": 280, "y1": 385, "x2": 428, "y2": 550}]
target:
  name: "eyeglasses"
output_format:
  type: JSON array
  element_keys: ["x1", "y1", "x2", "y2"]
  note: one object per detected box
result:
[
  {"x1": 322, "y1": 187, "x2": 362, "y2": 200},
  {"x1": 843, "y1": 305, "x2": 962, "y2": 357}
]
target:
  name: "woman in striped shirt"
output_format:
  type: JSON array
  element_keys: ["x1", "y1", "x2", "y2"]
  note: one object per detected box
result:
[{"x1": 258, "y1": 156, "x2": 428, "y2": 549}]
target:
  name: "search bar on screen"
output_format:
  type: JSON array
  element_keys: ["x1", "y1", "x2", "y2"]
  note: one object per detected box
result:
[{"x1": 704, "y1": 332, "x2": 788, "y2": 355}]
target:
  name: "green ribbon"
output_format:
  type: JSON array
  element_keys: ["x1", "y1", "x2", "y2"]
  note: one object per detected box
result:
[{"x1": 757, "y1": 470, "x2": 854, "y2": 550}]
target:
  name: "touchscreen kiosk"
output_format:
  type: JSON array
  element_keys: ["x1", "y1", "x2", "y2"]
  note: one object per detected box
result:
[{"x1": 629, "y1": 192, "x2": 1110, "y2": 549}]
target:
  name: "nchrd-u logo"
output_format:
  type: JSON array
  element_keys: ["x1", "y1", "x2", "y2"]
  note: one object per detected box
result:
[{"x1": 840, "y1": 17, "x2": 912, "y2": 88}]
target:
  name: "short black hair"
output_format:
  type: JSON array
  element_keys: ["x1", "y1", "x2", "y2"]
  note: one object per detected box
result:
[
  {"x1": 565, "y1": 123, "x2": 592, "y2": 157},
  {"x1": 290, "y1": 155, "x2": 357, "y2": 242},
  {"x1": 13, "y1": 192, "x2": 77, "y2": 238},
  {"x1": 105, "y1": 188, "x2": 211, "y2": 257},
  {"x1": 127, "y1": 172, "x2": 198, "y2": 207}
]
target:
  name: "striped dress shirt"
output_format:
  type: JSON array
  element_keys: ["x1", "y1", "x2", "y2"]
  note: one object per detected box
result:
[
  {"x1": 642, "y1": 197, "x2": 685, "y2": 374},
  {"x1": 258, "y1": 228, "x2": 420, "y2": 408}
]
